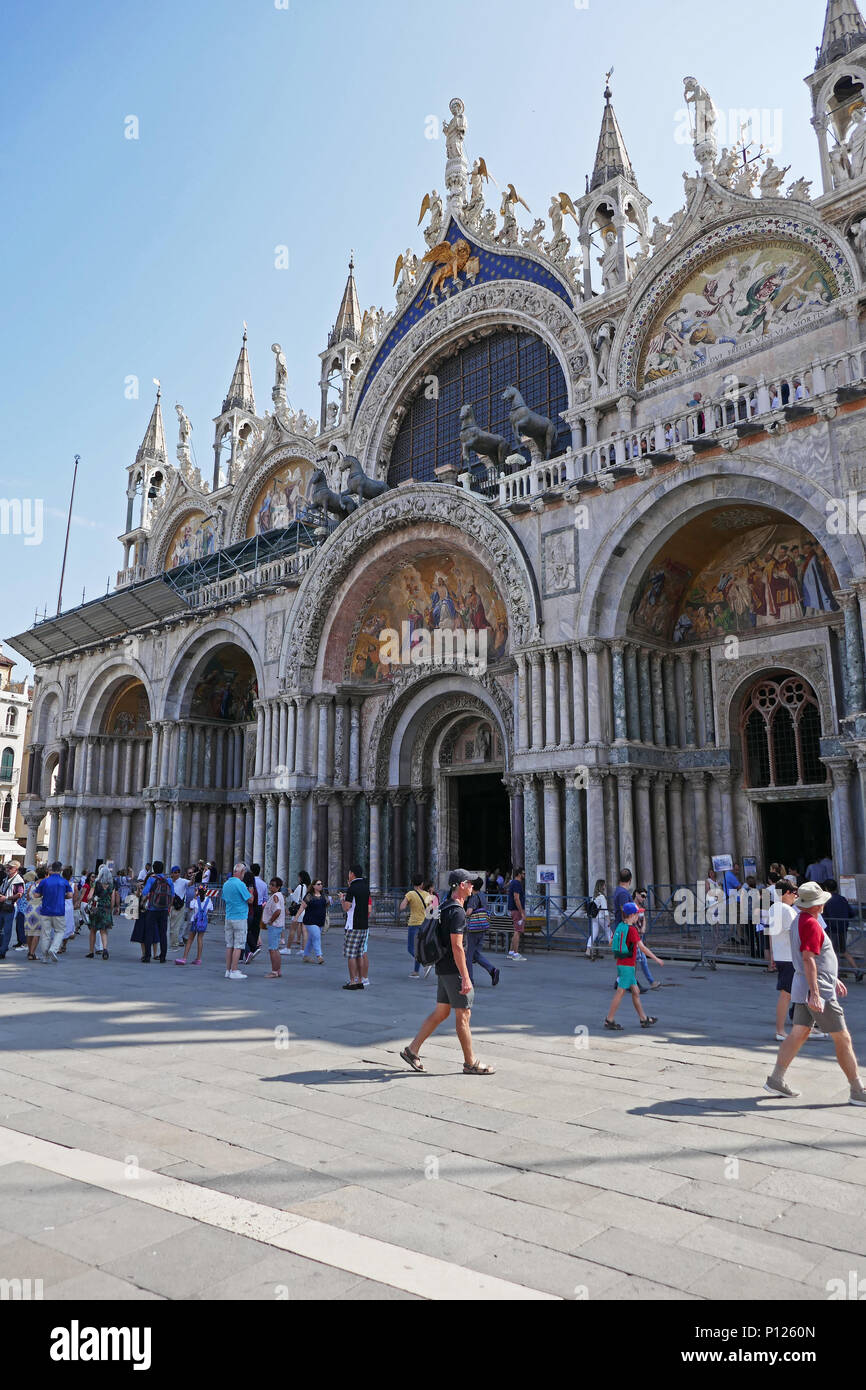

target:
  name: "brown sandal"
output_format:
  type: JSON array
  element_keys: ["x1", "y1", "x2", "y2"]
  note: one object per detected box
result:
[
  {"x1": 400, "y1": 1046, "x2": 424, "y2": 1072},
  {"x1": 463, "y1": 1059, "x2": 495, "y2": 1074},
  {"x1": 265, "y1": 971, "x2": 281, "y2": 979}
]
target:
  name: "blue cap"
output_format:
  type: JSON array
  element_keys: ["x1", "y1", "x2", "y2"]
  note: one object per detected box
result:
[
  {"x1": 171, "y1": 866, "x2": 181, "y2": 873},
  {"x1": 622, "y1": 901, "x2": 639, "y2": 916}
]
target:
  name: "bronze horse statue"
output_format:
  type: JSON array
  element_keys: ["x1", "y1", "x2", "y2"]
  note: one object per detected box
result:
[
  {"x1": 502, "y1": 386, "x2": 557, "y2": 460},
  {"x1": 308, "y1": 468, "x2": 358, "y2": 521},
  {"x1": 459, "y1": 404, "x2": 509, "y2": 472}
]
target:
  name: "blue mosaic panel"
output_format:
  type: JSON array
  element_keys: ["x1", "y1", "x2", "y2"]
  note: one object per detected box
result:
[
  {"x1": 357, "y1": 217, "x2": 574, "y2": 412},
  {"x1": 387, "y1": 327, "x2": 569, "y2": 486}
]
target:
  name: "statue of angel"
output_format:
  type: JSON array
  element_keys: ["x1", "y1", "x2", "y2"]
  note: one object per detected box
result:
[
  {"x1": 498, "y1": 183, "x2": 529, "y2": 247},
  {"x1": 758, "y1": 157, "x2": 791, "y2": 198},
  {"x1": 731, "y1": 160, "x2": 758, "y2": 196},
  {"x1": 786, "y1": 176, "x2": 813, "y2": 201},
  {"x1": 418, "y1": 189, "x2": 444, "y2": 247},
  {"x1": 393, "y1": 248, "x2": 418, "y2": 302},
  {"x1": 649, "y1": 216, "x2": 672, "y2": 252},
  {"x1": 522, "y1": 218, "x2": 547, "y2": 250},
  {"x1": 713, "y1": 147, "x2": 739, "y2": 188}
]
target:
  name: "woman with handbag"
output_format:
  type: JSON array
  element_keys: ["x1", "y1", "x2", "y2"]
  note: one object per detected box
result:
[
  {"x1": 86, "y1": 864, "x2": 117, "y2": 959},
  {"x1": 297, "y1": 879, "x2": 329, "y2": 964}
]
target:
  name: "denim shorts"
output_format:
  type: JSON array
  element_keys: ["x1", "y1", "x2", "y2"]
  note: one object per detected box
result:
[{"x1": 266, "y1": 924, "x2": 282, "y2": 951}]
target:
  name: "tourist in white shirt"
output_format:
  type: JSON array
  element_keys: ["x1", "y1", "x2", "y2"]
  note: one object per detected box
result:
[
  {"x1": 263, "y1": 878, "x2": 286, "y2": 978},
  {"x1": 767, "y1": 879, "x2": 799, "y2": 1041},
  {"x1": 283, "y1": 871, "x2": 310, "y2": 955},
  {"x1": 586, "y1": 878, "x2": 612, "y2": 961}
]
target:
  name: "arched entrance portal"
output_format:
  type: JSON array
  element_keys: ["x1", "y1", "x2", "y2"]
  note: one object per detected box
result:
[{"x1": 437, "y1": 714, "x2": 510, "y2": 877}]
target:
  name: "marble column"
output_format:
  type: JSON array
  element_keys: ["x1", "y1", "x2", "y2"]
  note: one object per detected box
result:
[
  {"x1": 840, "y1": 591, "x2": 866, "y2": 715},
  {"x1": 571, "y1": 643, "x2": 587, "y2": 745},
  {"x1": 317, "y1": 699, "x2": 331, "y2": 785},
  {"x1": 142, "y1": 805, "x2": 155, "y2": 865},
  {"x1": 110, "y1": 740, "x2": 121, "y2": 797},
  {"x1": 583, "y1": 640, "x2": 603, "y2": 745},
  {"x1": 342, "y1": 793, "x2": 356, "y2": 877},
  {"x1": 135, "y1": 739, "x2": 148, "y2": 793},
  {"x1": 828, "y1": 761, "x2": 856, "y2": 873},
  {"x1": 541, "y1": 773, "x2": 562, "y2": 891},
  {"x1": 277, "y1": 700, "x2": 288, "y2": 774},
  {"x1": 516, "y1": 653, "x2": 530, "y2": 753},
  {"x1": 159, "y1": 723, "x2": 172, "y2": 785},
  {"x1": 84, "y1": 738, "x2": 96, "y2": 795},
  {"x1": 276, "y1": 794, "x2": 290, "y2": 883},
  {"x1": 685, "y1": 772, "x2": 709, "y2": 883},
  {"x1": 214, "y1": 729, "x2": 225, "y2": 791},
  {"x1": 205, "y1": 807, "x2": 218, "y2": 862},
  {"x1": 171, "y1": 802, "x2": 185, "y2": 869},
  {"x1": 295, "y1": 698, "x2": 309, "y2": 776},
  {"x1": 368, "y1": 795, "x2": 383, "y2": 893},
  {"x1": 222, "y1": 808, "x2": 235, "y2": 873},
  {"x1": 506, "y1": 777, "x2": 524, "y2": 868},
  {"x1": 56, "y1": 740, "x2": 68, "y2": 794},
  {"x1": 176, "y1": 723, "x2": 190, "y2": 787},
  {"x1": 668, "y1": 775, "x2": 687, "y2": 885},
  {"x1": 637, "y1": 649, "x2": 653, "y2": 744},
  {"x1": 327, "y1": 795, "x2": 342, "y2": 891},
  {"x1": 662, "y1": 656, "x2": 678, "y2": 748},
  {"x1": 286, "y1": 700, "x2": 297, "y2": 776},
  {"x1": 74, "y1": 809, "x2": 90, "y2": 871},
  {"x1": 680, "y1": 653, "x2": 697, "y2": 747},
  {"x1": 650, "y1": 652, "x2": 665, "y2": 747},
  {"x1": 314, "y1": 795, "x2": 328, "y2": 876},
  {"x1": 624, "y1": 643, "x2": 641, "y2": 742},
  {"x1": 610, "y1": 642, "x2": 628, "y2": 742},
  {"x1": 415, "y1": 792, "x2": 430, "y2": 874},
  {"x1": 97, "y1": 812, "x2": 110, "y2": 862},
  {"x1": 48, "y1": 811, "x2": 61, "y2": 864},
  {"x1": 115, "y1": 809, "x2": 131, "y2": 872},
  {"x1": 381, "y1": 798, "x2": 393, "y2": 891},
  {"x1": 651, "y1": 776, "x2": 671, "y2": 887},
  {"x1": 392, "y1": 792, "x2": 407, "y2": 886},
  {"x1": 58, "y1": 809, "x2": 73, "y2": 866},
  {"x1": 189, "y1": 806, "x2": 202, "y2": 864},
  {"x1": 244, "y1": 804, "x2": 255, "y2": 866},
  {"x1": 557, "y1": 649, "x2": 573, "y2": 747},
  {"x1": 152, "y1": 803, "x2": 167, "y2": 865},
  {"x1": 289, "y1": 792, "x2": 307, "y2": 883},
  {"x1": 265, "y1": 795, "x2": 278, "y2": 881},
  {"x1": 334, "y1": 701, "x2": 347, "y2": 787},
  {"x1": 603, "y1": 771, "x2": 619, "y2": 891},
  {"x1": 634, "y1": 773, "x2": 653, "y2": 888},
  {"x1": 564, "y1": 779, "x2": 585, "y2": 900},
  {"x1": 270, "y1": 703, "x2": 281, "y2": 774},
  {"x1": 349, "y1": 702, "x2": 361, "y2": 784},
  {"x1": 543, "y1": 650, "x2": 557, "y2": 748},
  {"x1": 254, "y1": 703, "x2": 266, "y2": 777},
  {"x1": 261, "y1": 703, "x2": 273, "y2": 780},
  {"x1": 586, "y1": 772, "x2": 606, "y2": 889},
  {"x1": 714, "y1": 770, "x2": 736, "y2": 861},
  {"x1": 616, "y1": 770, "x2": 636, "y2": 875},
  {"x1": 529, "y1": 654, "x2": 544, "y2": 751},
  {"x1": 355, "y1": 794, "x2": 369, "y2": 874},
  {"x1": 202, "y1": 728, "x2": 214, "y2": 791},
  {"x1": 253, "y1": 795, "x2": 265, "y2": 867},
  {"x1": 522, "y1": 775, "x2": 539, "y2": 898},
  {"x1": 701, "y1": 649, "x2": 716, "y2": 747}
]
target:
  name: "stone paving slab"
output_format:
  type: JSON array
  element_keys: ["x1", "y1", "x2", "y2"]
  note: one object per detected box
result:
[{"x1": 0, "y1": 934, "x2": 864, "y2": 1300}]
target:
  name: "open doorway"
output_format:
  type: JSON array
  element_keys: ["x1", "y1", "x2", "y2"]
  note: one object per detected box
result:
[
  {"x1": 456, "y1": 774, "x2": 510, "y2": 875},
  {"x1": 759, "y1": 800, "x2": 832, "y2": 879}
]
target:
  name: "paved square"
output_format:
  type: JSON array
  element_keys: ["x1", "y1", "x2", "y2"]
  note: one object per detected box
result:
[{"x1": 0, "y1": 931, "x2": 864, "y2": 1300}]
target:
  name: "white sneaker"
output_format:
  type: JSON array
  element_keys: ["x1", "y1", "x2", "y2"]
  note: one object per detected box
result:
[
  {"x1": 228, "y1": 970, "x2": 247, "y2": 980},
  {"x1": 509, "y1": 953, "x2": 527, "y2": 962},
  {"x1": 279, "y1": 949, "x2": 292, "y2": 956},
  {"x1": 775, "y1": 1033, "x2": 787, "y2": 1042},
  {"x1": 361, "y1": 979, "x2": 370, "y2": 988},
  {"x1": 225, "y1": 970, "x2": 231, "y2": 978}
]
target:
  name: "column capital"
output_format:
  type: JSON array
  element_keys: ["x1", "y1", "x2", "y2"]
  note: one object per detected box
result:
[
  {"x1": 634, "y1": 772, "x2": 652, "y2": 791},
  {"x1": 520, "y1": 772, "x2": 537, "y2": 792},
  {"x1": 580, "y1": 638, "x2": 602, "y2": 655},
  {"x1": 290, "y1": 789, "x2": 310, "y2": 806},
  {"x1": 391, "y1": 789, "x2": 410, "y2": 806},
  {"x1": 615, "y1": 766, "x2": 636, "y2": 784},
  {"x1": 683, "y1": 769, "x2": 707, "y2": 787},
  {"x1": 540, "y1": 771, "x2": 560, "y2": 790},
  {"x1": 587, "y1": 768, "x2": 606, "y2": 788},
  {"x1": 824, "y1": 757, "x2": 854, "y2": 786},
  {"x1": 610, "y1": 639, "x2": 626, "y2": 654},
  {"x1": 527, "y1": 649, "x2": 542, "y2": 668},
  {"x1": 835, "y1": 588, "x2": 857, "y2": 613}
]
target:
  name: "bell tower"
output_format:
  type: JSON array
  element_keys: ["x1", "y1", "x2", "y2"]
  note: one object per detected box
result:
[
  {"x1": 318, "y1": 255, "x2": 363, "y2": 433},
  {"x1": 807, "y1": 0, "x2": 866, "y2": 222}
]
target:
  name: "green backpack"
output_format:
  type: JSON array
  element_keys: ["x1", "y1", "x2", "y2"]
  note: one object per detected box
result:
[{"x1": 611, "y1": 921, "x2": 633, "y2": 961}]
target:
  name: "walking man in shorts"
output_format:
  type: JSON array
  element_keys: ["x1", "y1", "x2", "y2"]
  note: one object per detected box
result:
[
  {"x1": 506, "y1": 867, "x2": 526, "y2": 962},
  {"x1": 340, "y1": 864, "x2": 369, "y2": 991},
  {"x1": 221, "y1": 862, "x2": 251, "y2": 980},
  {"x1": 766, "y1": 878, "x2": 799, "y2": 1040},
  {"x1": 764, "y1": 881, "x2": 866, "y2": 1104},
  {"x1": 603, "y1": 902, "x2": 664, "y2": 1031},
  {"x1": 400, "y1": 869, "x2": 495, "y2": 1075}
]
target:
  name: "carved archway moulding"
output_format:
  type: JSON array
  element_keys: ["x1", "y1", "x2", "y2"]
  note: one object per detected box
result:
[
  {"x1": 366, "y1": 670, "x2": 513, "y2": 789},
  {"x1": 281, "y1": 485, "x2": 540, "y2": 680},
  {"x1": 161, "y1": 621, "x2": 265, "y2": 722},
  {"x1": 73, "y1": 661, "x2": 155, "y2": 739},
  {"x1": 148, "y1": 499, "x2": 217, "y2": 576},
  {"x1": 349, "y1": 282, "x2": 592, "y2": 476},
  {"x1": 613, "y1": 210, "x2": 857, "y2": 392},
  {"x1": 714, "y1": 648, "x2": 834, "y2": 748}
]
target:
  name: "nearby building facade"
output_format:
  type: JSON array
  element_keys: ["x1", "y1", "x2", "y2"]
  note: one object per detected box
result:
[
  {"x1": 0, "y1": 651, "x2": 33, "y2": 864},
  {"x1": 12, "y1": 2, "x2": 866, "y2": 890}
]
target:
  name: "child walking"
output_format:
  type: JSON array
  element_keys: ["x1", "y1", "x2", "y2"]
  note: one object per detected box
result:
[
  {"x1": 176, "y1": 885, "x2": 212, "y2": 965},
  {"x1": 604, "y1": 903, "x2": 664, "y2": 1031}
]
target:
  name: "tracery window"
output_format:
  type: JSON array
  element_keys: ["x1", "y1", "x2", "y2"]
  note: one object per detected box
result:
[
  {"x1": 388, "y1": 328, "x2": 569, "y2": 486},
  {"x1": 0, "y1": 748, "x2": 13, "y2": 783},
  {"x1": 740, "y1": 676, "x2": 826, "y2": 789}
]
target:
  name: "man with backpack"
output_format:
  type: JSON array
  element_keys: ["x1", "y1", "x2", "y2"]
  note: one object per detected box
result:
[
  {"x1": 603, "y1": 902, "x2": 664, "y2": 1031},
  {"x1": 141, "y1": 860, "x2": 173, "y2": 963},
  {"x1": 400, "y1": 869, "x2": 495, "y2": 1075},
  {"x1": 399, "y1": 874, "x2": 430, "y2": 978}
]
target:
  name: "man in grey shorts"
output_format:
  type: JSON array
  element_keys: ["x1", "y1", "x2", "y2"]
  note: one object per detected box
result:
[
  {"x1": 764, "y1": 881, "x2": 866, "y2": 1105},
  {"x1": 400, "y1": 869, "x2": 495, "y2": 1076}
]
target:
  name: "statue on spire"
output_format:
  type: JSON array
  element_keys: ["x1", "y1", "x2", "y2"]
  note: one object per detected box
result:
[
  {"x1": 443, "y1": 98, "x2": 469, "y2": 207},
  {"x1": 684, "y1": 76, "x2": 719, "y2": 174}
]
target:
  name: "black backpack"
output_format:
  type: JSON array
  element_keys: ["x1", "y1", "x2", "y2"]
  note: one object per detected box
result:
[
  {"x1": 586, "y1": 898, "x2": 600, "y2": 919},
  {"x1": 415, "y1": 898, "x2": 461, "y2": 967},
  {"x1": 149, "y1": 875, "x2": 172, "y2": 914}
]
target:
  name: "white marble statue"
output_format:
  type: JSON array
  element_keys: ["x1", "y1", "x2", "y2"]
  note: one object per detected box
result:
[
  {"x1": 326, "y1": 401, "x2": 339, "y2": 429},
  {"x1": 830, "y1": 142, "x2": 852, "y2": 186},
  {"x1": 393, "y1": 249, "x2": 418, "y2": 305},
  {"x1": 175, "y1": 404, "x2": 191, "y2": 447},
  {"x1": 419, "y1": 189, "x2": 444, "y2": 248},
  {"x1": 271, "y1": 342, "x2": 288, "y2": 391},
  {"x1": 758, "y1": 157, "x2": 791, "y2": 197},
  {"x1": 442, "y1": 98, "x2": 466, "y2": 162},
  {"x1": 522, "y1": 218, "x2": 547, "y2": 250},
  {"x1": 847, "y1": 106, "x2": 866, "y2": 180},
  {"x1": 787, "y1": 175, "x2": 813, "y2": 201},
  {"x1": 683, "y1": 75, "x2": 718, "y2": 171},
  {"x1": 713, "y1": 147, "x2": 739, "y2": 188},
  {"x1": 731, "y1": 159, "x2": 758, "y2": 196},
  {"x1": 598, "y1": 227, "x2": 623, "y2": 292},
  {"x1": 649, "y1": 216, "x2": 672, "y2": 252},
  {"x1": 850, "y1": 217, "x2": 866, "y2": 270},
  {"x1": 593, "y1": 321, "x2": 614, "y2": 387}
]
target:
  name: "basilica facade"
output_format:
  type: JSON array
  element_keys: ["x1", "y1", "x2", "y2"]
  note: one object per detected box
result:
[{"x1": 13, "y1": 2, "x2": 866, "y2": 894}]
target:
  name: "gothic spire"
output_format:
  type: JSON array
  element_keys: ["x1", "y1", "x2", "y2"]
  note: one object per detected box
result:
[
  {"x1": 817, "y1": 0, "x2": 866, "y2": 68},
  {"x1": 222, "y1": 327, "x2": 256, "y2": 414},
  {"x1": 329, "y1": 254, "x2": 362, "y2": 347},
  {"x1": 590, "y1": 78, "x2": 637, "y2": 192},
  {"x1": 135, "y1": 383, "x2": 167, "y2": 465}
]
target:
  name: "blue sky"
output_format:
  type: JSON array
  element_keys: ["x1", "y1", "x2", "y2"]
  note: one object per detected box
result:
[{"x1": 1, "y1": 0, "x2": 832, "y2": 673}]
